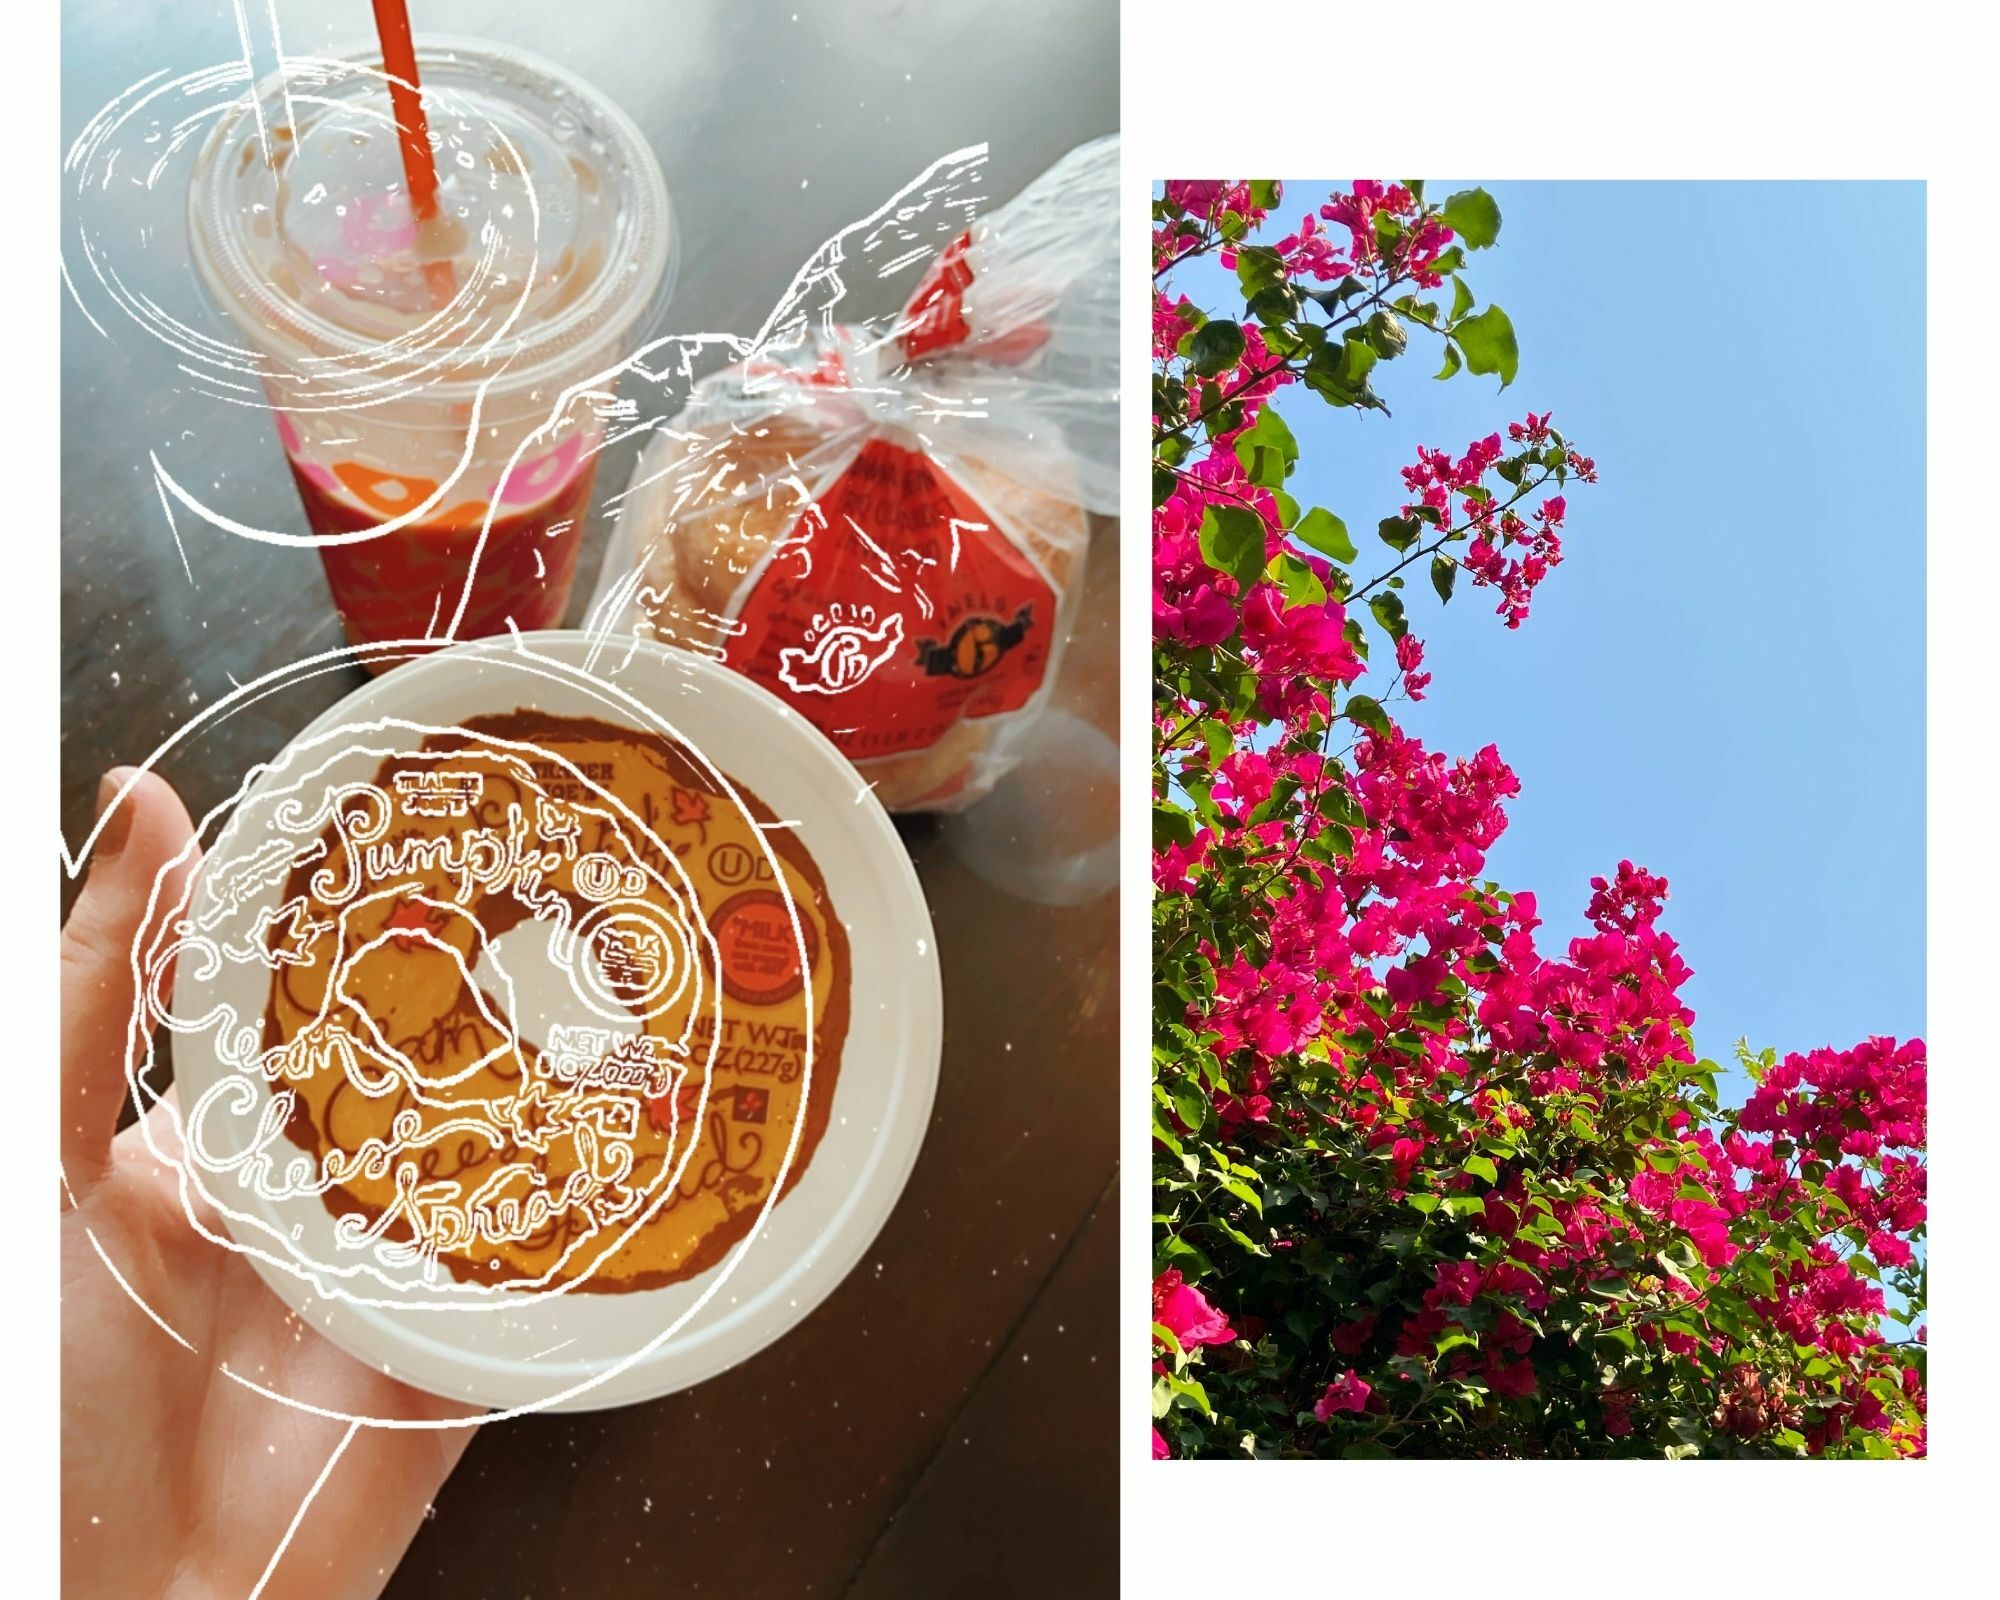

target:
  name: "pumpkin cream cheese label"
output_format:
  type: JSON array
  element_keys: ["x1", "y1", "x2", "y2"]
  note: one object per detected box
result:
[{"x1": 221, "y1": 710, "x2": 850, "y2": 1297}]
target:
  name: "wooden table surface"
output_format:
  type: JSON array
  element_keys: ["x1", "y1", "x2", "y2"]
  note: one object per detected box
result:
[{"x1": 60, "y1": 3, "x2": 1119, "y2": 1593}]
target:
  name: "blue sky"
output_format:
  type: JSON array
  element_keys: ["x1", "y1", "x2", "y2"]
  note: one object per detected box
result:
[{"x1": 1176, "y1": 181, "x2": 1925, "y2": 1097}]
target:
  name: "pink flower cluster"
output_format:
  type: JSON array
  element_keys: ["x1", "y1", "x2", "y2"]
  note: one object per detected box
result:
[
  {"x1": 1463, "y1": 496, "x2": 1565, "y2": 629},
  {"x1": 1313, "y1": 1371, "x2": 1372, "y2": 1419},
  {"x1": 1162, "y1": 657, "x2": 1927, "y2": 1453},
  {"x1": 1153, "y1": 292, "x2": 1198, "y2": 361},
  {"x1": 1153, "y1": 1269, "x2": 1238, "y2": 1461},
  {"x1": 1154, "y1": 181, "x2": 1276, "y2": 273},
  {"x1": 1154, "y1": 1268, "x2": 1236, "y2": 1350},
  {"x1": 1318, "y1": 181, "x2": 1455, "y2": 287},
  {"x1": 1389, "y1": 420, "x2": 1596, "y2": 632},
  {"x1": 1164, "y1": 180, "x2": 1263, "y2": 224},
  {"x1": 1271, "y1": 212, "x2": 1349, "y2": 282},
  {"x1": 1740, "y1": 1037, "x2": 1927, "y2": 1161}
]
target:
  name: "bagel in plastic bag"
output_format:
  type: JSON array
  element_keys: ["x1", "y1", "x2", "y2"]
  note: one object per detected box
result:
[{"x1": 591, "y1": 136, "x2": 1116, "y2": 812}]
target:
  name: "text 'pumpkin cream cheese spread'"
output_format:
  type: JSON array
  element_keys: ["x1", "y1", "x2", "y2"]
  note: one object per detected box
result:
[{"x1": 260, "y1": 710, "x2": 849, "y2": 1295}]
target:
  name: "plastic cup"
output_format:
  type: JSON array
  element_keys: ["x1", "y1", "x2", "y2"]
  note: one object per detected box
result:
[
  {"x1": 162, "y1": 632, "x2": 941, "y2": 1412},
  {"x1": 187, "y1": 40, "x2": 675, "y2": 660}
]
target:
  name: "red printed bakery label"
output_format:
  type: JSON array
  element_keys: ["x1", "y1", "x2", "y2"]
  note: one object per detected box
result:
[{"x1": 722, "y1": 439, "x2": 1057, "y2": 762}]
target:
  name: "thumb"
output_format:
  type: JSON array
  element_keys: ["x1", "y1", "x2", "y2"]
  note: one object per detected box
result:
[{"x1": 60, "y1": 768, "x2": 200, "y2": 1202}]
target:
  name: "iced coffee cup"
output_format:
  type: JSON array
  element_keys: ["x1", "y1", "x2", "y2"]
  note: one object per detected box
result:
[{"x1": 186, "y1": 39, "x2": 673, "y2": 658}]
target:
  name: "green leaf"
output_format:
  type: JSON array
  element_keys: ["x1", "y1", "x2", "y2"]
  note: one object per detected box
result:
[
  {"x1": 1271, "y1": 552, "x2": 1327, "y2": 608},
  {"x1": 1234, "y1": 406, "x2": 1298, "y2": 486},
  {"x1": 1430, "y1": 554, "x2": 1456, "y2": 603},
  {"x1": 1433, "y1": 343, "x2": 1462, "y2": 381},
  {"x1": 1152, "y1": 802, "x2": 1195, "y2": 850},
  {"x1": 1368, "y1": 591, "x2": 1408, "y2": 641},
  {"x1": 1371, "y1": 209, "x2": 1404, "y2": 259},
  {"x1": 1441, "y1": 187, "x2": 1502, "y2": 250},
  {"x1": 1449, "y1": 274, "x2": 1477, "y2": 323},
  {"x1": 1218, "y1": 1176, "x2": 1264, "y2": 1215},
  {"x1": 1294, "y1": 506, "x2": 1357, "y2": 564},
  {"x1": 1344, "y1": 694, "x2": 1391, "y2": 740},
  {"x1": 1201, "y1": 399, "x2": 1246, "y2": 442},
  {"x1": 1233, "y1": 243, "x2": 1287, "y2": 299},
  {"x1": 1306, "y1": 276, "x2": 1367, "y2": 313},
  {"x1": 1365, "y1": 310, "x2": 1408, "y2": 359},
  {"x1": 1454, "y1": 305, "x2": 1519, "y2": 389},
  {"x1": 1168, "y1": 1373, "x2": 1215, "y2": 1418},
  {"x1": 1249, "y1": 278, "x2": 1304, "y2": 323},
  {"x1": 1464, "y1": 1154, "x2": 1499, "y2": 1184},
  {"x1": 1153, "y1": 463, "x2": 1177, "y2": 507},
  {"x1": 1302, "y1": 334, "x2": 1378, "y2": 407},
  {"x1": 1377, "y1": 515, "x2": 1421, "y2": 553},
  {"x1": 1189, "y1": 318, "x2": 1247, "y2": 378},
  {"x1": 1159, "y1": 1234, "x2": 1214, "y2": 1277},
  {"x1": 1198, "y1": 504, "x2": 1266, "y2": 591}
]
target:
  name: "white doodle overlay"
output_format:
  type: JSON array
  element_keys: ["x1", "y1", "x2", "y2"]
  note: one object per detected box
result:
[
  {"x1": 777, "y1": 604, "x2": 907, "y2": 696},
  {"x1": 150, "y1": 725, "x2": 718, "y2": 1305}
]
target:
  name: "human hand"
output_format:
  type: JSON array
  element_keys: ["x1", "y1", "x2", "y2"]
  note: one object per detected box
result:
[{"x1": 60, "y1": 768, "x2": 482, "y2": 1599}]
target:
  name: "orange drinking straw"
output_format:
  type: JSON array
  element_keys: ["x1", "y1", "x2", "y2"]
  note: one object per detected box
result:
[
  {"x1": 369, "y1": 0, "x2": 455, "y2": 307},
  {"x1": 370, "y1": 0, "x2": 439, "y2": 218}
]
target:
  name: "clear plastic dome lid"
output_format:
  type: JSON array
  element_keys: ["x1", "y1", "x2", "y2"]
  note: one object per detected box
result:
[{"x1": 188, "y1": 38, "x2": 674, "y2": 395}]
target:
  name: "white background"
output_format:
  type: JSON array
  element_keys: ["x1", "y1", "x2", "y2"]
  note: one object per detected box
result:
[{"x1": 13, "y1": 0, "x2": 1994, "y2": 1593}]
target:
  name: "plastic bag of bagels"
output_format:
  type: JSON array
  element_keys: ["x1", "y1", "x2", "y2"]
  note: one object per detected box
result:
[{"x1": 591, "y1": 136, "x2": 1116, "y2": 812}]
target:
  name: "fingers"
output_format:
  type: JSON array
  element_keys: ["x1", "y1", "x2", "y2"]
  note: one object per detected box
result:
[{"x1": 60, "y1": 768, "x2": 201, "y2": 1201}]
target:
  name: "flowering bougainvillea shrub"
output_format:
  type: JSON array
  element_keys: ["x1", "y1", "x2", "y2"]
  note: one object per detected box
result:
[{"x1": 1151, "y1": 180, "x2": 1926, "y2": 1460}]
